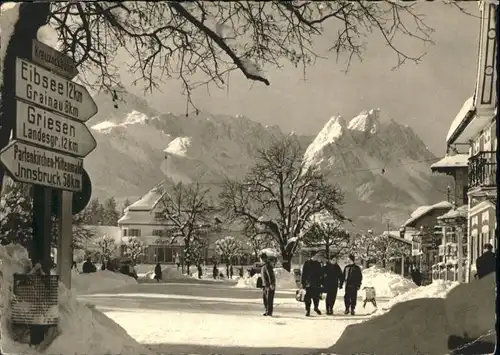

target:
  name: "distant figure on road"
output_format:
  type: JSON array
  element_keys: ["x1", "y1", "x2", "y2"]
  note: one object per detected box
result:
[
  {"x1": 229, "y1": 264, "x2": 234, "y2": 279},
  {"x1": 154, "y1": 263, "x2": 162, "y2": 282},
  {"x1": 323, "y1": 255, "x2": 344, "y2": 315},
  {"x1": 301, "y1": 251, "x2": 325, "y2": 316},
  {"x1": 239, "y1": 266, "x2": 244, "y2": 278},
  {"x1": 341, "y1": 254, "x2": 362, "y2": 315},
  {"x1": 476, "y1": 243, "x2": 496, "y2": 279},
  {"x1": 261, "y1": 253, "x2": 276, "y2": 317},
  {"x1": 82, "y1": 257, "x2": 97, "y2": 274},
  {"x1": 197, "y1": 264, "x2": 203, "y2": 279},
  {"x1": 174, "y1": 253, "x2": 181, "y2": 270},
  {"x1": 213, "y1": 264, "x2": 218, "y2": 279}
]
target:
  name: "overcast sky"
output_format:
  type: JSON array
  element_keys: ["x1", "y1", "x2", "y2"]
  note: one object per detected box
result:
[{"x1": 121, "y1": 2, "x2": 480, "y2": 155}]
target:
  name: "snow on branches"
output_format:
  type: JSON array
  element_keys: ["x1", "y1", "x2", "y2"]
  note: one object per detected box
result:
[
  {"x1": 96, "y1": 235, "x2": 118, "y2": 261},
  {"x1": 302, "y1": 211, "x2": 350, "y2": 259},
  {"x1": 123, "y1": 237, "x2": 146, "y2": 263},
  {"x1": 0, "y1": 184, "x2": 32, "y2": 247},
  {"x1": 44, "y1": 1, "x2": 434, "y2": 110},
  {"x1": 215, "y1": 236, "x2": 243, "y2": 264}
]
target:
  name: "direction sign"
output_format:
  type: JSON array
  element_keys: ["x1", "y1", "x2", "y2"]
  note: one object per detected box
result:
[
  {"x1": 15, "y1": 101, "x2": 97, "y2": 157},
  {"x1": 0, "y1": 140, "x2": 83, "y2": 192},
  {"x1": 15, "y1": 58, "x2": 97, "y2": 122},
  {"x1": 32, "y1": 40, "x2": 78, "y2": 79}
]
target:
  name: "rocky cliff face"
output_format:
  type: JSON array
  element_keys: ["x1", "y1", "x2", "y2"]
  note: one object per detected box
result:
[{"x1": 85, "y1": 92, "x2": 450, "y2": 229}]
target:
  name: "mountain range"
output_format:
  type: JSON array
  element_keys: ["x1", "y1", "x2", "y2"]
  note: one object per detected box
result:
[{"x1": 84, "y1": 91, "x2": 451, "y2": 232}]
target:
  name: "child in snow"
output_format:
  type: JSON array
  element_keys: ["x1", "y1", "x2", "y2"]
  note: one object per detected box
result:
[{"x1": 362, "y1": 286, "x2": 377, "y2": 308}]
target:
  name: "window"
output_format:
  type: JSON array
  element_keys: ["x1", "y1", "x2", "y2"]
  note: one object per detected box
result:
[
  {"x1": 154, "y1": 212, "x2": 164, "y2": 219},
  {"x1": 152, "y1": 229, "x2": 164, "y2": 237},
  {"x1": 124, "y1": 229, "x2": 141, "y2": 237}
]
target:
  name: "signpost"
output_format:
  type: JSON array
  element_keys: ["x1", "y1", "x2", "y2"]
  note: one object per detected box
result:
[
  {"x1": 15, "y1": 57, "x2": 97, "y2": 122},
  {"x1": 0, "y1": 38, "x2": 97, "y2": 292},
  {"x1": 15, "y1": 101, "x2": 97, "y2": 157},
  {"x1": 0, "y1": 140, "x2": 84, "y2": 192},
  {"x1": 31, "y1": 40, "x2": 78, "y2": 80}
]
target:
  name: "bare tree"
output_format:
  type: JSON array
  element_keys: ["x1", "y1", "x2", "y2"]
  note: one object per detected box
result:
[
  {"x1": 220, "y1": 138, "x2": 345, "y2": 271},
  {"x1": 243, "y1": 220, "x2": 274, "y2": 260},
  {"x1": 43, "y1": 1, "x2": 433, "y2": 110},
  {"x1": 123, "y1": 237, "x2": 146, "y2": 264},
  {"x1": 302, "y1": 212, "x2": 350, "y2": 259},
  {"x1": 96, "y1": 235, "x2": 118, "y2": 261},
  {"x1": 215, "y1": 235, "x2": 243, "y2": 276},
  {"x1": 156, "y1": 182, "x2": 215, "y2": 273}
]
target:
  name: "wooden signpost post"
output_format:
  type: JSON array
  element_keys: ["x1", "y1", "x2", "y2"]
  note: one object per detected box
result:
[{"x1": 0, "y1": 39, "x2": 97, "y2": 288}]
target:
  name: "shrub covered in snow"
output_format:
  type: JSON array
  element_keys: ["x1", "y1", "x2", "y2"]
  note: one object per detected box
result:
[{"x1": 0, "y1": 244, "x2": 153, "y2": 355}]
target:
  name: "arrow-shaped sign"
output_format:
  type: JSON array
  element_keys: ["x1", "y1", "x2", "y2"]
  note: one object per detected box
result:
[
  {"x1": 31, "y1": 40, "x2": 79, "y2": 80},
  {"x1": 0, "y1": 140, "x2": 83, "y2": 192},
  {"x1": 15, "y1": 58, "x2": 97, "y2": 122},
  {"x1": 15, "y1": 101, "x2": 97, "y2": 158}
]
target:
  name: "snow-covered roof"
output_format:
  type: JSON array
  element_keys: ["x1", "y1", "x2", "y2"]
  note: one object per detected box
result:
[
  {"x1": 430, "y1": 154, "x2": 468, "y2": 170},
  {"x1": 127, "y1": 185, "x2": 165, "y2": 211},
  {"x1": 404, "y1": 201, "x2": 453, "y2": 227},
  {"x1": 382, "y1": 231, "x2": 412, "y2": 245},
  {"x1": 446, "y1": 96, "x2": 475, "y2": 144},
  {"x1": 437, "y1": 205, "x2": 468, "y2": 220}
]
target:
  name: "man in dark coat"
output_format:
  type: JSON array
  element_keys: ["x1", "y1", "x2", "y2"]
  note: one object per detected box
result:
[
  {"x1": 476, "y1": 243, "x2": 496, "y2": 279},
  {"x1": 323, "y1": 255, "x2": 344, "y2": 315},
  {"x1": 301, "y1": 251, "x2": 325, "y2": 316},
  {"x1": 341, "y1": 254, "x2": 362, "y2": 315},
  {"x1": 82, "y1": 257, "x2": 96, "y2": 273},
  {"x1": 154, "y1": 263, "x2": 162, "y2": 282},
  {"x1": 261, "y1": 253, "x2": 276, "y2": 316}
]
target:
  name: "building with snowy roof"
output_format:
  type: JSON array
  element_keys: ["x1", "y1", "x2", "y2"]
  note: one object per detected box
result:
[
  {"x1": 435, "y1": 0, "x2": 497, "y2": 283},
  {"x1": 117, "y1": 182, "x2": 252, "y2": 265}
]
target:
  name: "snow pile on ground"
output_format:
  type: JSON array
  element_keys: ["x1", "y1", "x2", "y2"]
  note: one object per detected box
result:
[
  {"x1": 361, "y1": 265, "x2": 417, "y2": 297},
  {"x1": 235, "y1": 268, "x2": 297, "y2": 289},
  {"x1": 72, "y1": 271, "x2": 138, "y2": 294},
  {"x1": 145, "y1": 267, "x2": 192, "y2": 281},
  {"x1": 328, "y1": 273, "x2": 495, "y2": 354},
  {"x1": 375, "y1": 280, "x2": 459, "y2": 314},
  {"x1": 0, "y1": 244, "x2": 154, "y2": 355}
]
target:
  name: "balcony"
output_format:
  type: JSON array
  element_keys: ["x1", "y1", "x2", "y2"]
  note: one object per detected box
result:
[{"x1": 468, "y1": 151, "x2": 496, "y2": 189}]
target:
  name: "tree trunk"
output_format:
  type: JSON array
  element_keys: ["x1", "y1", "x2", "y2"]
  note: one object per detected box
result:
[
  {"x1": 325, "y1": 244, "x2": 330, "y2": 260},
  {"x1": 281, "y1": 252, "x2": 292, "y2": 272}
]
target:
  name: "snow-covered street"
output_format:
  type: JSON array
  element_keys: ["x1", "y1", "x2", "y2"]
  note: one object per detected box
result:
[{"x1": 78, "y1": 281, "x2": 382, "y2": 355}]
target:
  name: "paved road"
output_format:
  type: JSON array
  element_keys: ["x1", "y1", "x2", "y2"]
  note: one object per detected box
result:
[{"x1": 79, "y1": 281, "x2": 384, "y2": 318}]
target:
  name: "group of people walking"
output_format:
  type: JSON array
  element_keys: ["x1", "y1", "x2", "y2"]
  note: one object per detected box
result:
[
  {"x1": 301, "y1": 251, "x2": 363, "y2": 316},
  {"x1": 259, "y1": 250, "x2": 366, "y2": 317}
]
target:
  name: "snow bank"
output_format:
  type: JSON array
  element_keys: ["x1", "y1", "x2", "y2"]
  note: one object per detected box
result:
[
  {"x1": 361, "y1": 265, "x2": 417, "y2": 297},
  {"x1": 235, "y1": 268, "x2": 297, "y2": 289},
  {"x1": 329, "y1": 274, "x2": 496, "y2": 354},
  {"x1": 0, "y1": 244, "x2": 154, "y2": 355},
  {"x1": 375, "y1": 280, "x2": 459, "y2": 314},
  {"x1": 72, "y1": 271, "x2": 138, "y2": 294},
  {"x1": 145, "y1": 267, "x2": 191, "y2": 281}
]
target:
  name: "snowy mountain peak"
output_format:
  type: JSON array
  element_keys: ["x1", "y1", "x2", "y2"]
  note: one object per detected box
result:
[
  {"x1": 164, "y1": 137, "x2": 192, "y2": 157},
  {"x1": 348, "y1": 108, "x2": 381, "y2": 134},
  {"x1": 124, "y1": 110, "x2": 149, "y2": 125},
  {"x1": 303, "y1": 115, "x2": 348, "y2": 167}
]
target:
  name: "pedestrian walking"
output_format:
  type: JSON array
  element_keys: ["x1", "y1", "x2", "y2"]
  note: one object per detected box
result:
[
  {"x1": 213, "y1": 263, "x2": 218, "y2": 279},
  {"x1": 301, "y1": 251, "x2": 325, "y2": 316},
  {"x1": 476, "y1": 243, "x2": 496, "y2": 279},
  {"x1": 154, "y1": 263, "x2": 162, "y2": 282},
  {"x1": 261, "y1": 253, "x2": 276, "y2": 316},
  {"x1": 323, "y1": 255, "x2": 344, "y2": 315},
  {"x1": 341, "y1": 254, "x2": 362, "y2": 315},
  {"x1": 175, "y1": 253, "x2": 181, "y2": 270}
]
